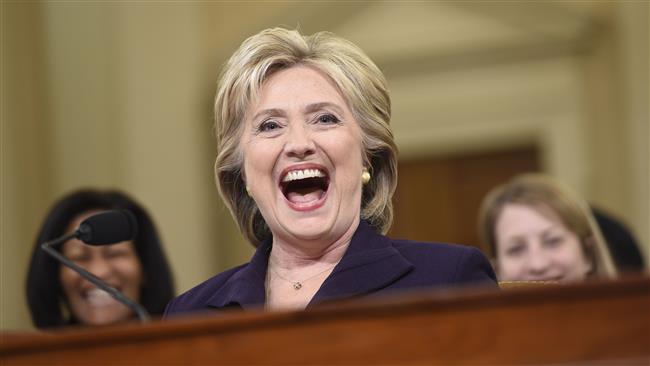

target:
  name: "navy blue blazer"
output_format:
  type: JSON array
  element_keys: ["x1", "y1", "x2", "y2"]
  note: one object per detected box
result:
[{"x1": 165, "y1": 220, "x2": 497, "y2": 316}]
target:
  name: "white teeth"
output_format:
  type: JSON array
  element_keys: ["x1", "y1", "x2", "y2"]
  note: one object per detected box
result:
[
  {"x1": 282, "y1": 169, "x2": 326, "y2": 183},
  {"x1": 85, "y1": 288, "x2": 117, "y2": 307}
]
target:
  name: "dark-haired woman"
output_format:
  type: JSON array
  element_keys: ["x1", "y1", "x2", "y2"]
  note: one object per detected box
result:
[{"x1": 26, "y1": 189, "x2": 174, "y2": 328}]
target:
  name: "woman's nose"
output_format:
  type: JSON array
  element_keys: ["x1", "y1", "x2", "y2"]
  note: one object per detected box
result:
[
  {"x1": 527, "y1": 252, "x2": 551, "y2": 275},
  {"x1": 284, "y1": 123, "x2": 315, "y2": 159},
  {"x1": 85, "y1": 256, "x2": 113, "y2": 280}
]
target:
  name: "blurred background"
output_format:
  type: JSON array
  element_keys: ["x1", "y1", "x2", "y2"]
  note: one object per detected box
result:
[{"x1": 2, "y1": 1, "x2": 647, "y2": 330}]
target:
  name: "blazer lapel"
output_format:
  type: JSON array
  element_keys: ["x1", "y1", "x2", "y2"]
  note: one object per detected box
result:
[
  {"x1": 205, "y1": 240, "x2": 271, "y2": 310},
  {"x1": 309, "y1": 221, "x2": 414, "y2": 306},
  {"x1": 205, "y1": 221, "x2": 413, "y2": 310}
]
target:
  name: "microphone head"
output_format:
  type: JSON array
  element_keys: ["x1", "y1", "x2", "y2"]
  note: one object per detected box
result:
[{"x1": 76, "y1": 210, "x2": 138, "y2": 245}]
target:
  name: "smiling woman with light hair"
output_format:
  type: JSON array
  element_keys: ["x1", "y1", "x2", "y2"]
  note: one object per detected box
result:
[
  {"x1": 213, "y1": 28, "x2": 397, "y2": 246},
  {"x1": 479, "y1": 173, "x2": 617, "y2": 282},
  {"x1": 165, "y1": 27, "x2": 497, "y2": 314}
]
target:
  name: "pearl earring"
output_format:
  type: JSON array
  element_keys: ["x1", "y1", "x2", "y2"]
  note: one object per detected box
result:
[{"x1": 361, "y1": 169, "x2": 371, "y2": 185}]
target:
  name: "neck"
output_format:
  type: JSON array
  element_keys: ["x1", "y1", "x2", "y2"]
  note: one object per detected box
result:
[{"x1": 269, "y1": 218, "x2": 359, "y2": 270}]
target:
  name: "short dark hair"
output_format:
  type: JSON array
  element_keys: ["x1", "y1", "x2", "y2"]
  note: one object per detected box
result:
[{"x1": 26, "y1": 189, "x2": 175, "y2": 328}]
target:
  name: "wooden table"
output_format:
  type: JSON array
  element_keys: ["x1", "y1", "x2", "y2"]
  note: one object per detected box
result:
[{"x1": 2, "y1": 276, "x2": 648, "y2": 365}]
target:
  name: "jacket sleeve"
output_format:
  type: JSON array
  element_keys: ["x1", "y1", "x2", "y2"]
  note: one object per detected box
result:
[
  {"x1": 453, "y1": 246, "x2": 498, "y2": 286},
  {"x1": 163, "y1": 297, "x2": 177, "y2": 318}
]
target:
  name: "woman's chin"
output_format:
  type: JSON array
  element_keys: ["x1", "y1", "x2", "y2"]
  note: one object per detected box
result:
[
  {"x1": 73, "y1": 302, "x2": 135, "y2": 326},
  {"x1": 271, "y1": 192, "x2": 359, "y2": 244},
  {"x1": 79, "y1": 312, "x2": 133, "y2": 326},
  {"x1": 281, "y1": 218, "x2": 335, "y2": 241}
]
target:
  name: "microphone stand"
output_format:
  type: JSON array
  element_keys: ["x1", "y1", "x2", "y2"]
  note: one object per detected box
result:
[{"x1": 41, "y1": 232, "x2": 151, "y2": 323}]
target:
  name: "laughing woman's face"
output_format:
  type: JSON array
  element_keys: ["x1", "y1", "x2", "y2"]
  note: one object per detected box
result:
[
  {"x1": 240, "y1": 65, "x2": 365, "y2": 247},
  {"x1": 59, "y1": 211, "x2": 143, "y2": 325}
]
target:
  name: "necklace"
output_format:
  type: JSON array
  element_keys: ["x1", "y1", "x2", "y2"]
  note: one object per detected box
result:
[{"x1": 269, "y1": 262, "x2": 338, "y2": 290}]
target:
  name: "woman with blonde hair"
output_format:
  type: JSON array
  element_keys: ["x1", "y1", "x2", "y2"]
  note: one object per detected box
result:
[
  {"x1": 479, "y1": 174, "x2": 617, "y2": 282},
  {"x1": 166, "y1": 27, "x2": 496, "y2": 314}
]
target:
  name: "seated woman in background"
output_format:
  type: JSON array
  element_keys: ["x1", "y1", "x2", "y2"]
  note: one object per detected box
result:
[
  {"x1": 26, "y1": 189, "x2": 175, "y2": 328},
  {"x1": 165, "y1": 27, "x2": 496, "y2": 316},
  {"x1": 478, "y1": 174, "x2": 617, "y2": 283}
]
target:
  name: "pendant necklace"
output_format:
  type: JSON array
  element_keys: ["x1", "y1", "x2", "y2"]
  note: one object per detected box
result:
[{"x1": 269, "y1": 262, "x2": 338, "y2": 290}]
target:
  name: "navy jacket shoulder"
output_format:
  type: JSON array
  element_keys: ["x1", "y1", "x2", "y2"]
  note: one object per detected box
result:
[{"x1": 165, "y1": 221, "x2": 497, "y2": 317}]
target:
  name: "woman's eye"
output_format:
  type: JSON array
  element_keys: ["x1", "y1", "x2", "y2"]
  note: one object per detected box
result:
[
  {"x1": 544, "y1": 236, "x2": 564, "y2": 248},
  {"x1": 67, "y1": 254, "x2": 90, "y2": 263},
  {"x1": 505, "y1": 243, "x2": 526, "y2": 256},
  {"x1": 104, "y1": 250, "x2": 128, "y2": 259},
  {"x1": 315, "y1": 113, "x2": 340, "y2": 125},
  {"x1": 258, "y1": 120, "x2": 281, "y2": 132}
]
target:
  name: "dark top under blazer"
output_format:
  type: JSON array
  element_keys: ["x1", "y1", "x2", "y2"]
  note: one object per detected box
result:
[{"x1": 165, "y1": 220, "x2": 497, "y2": 316}]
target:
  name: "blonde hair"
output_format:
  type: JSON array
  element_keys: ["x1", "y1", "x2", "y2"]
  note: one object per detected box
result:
[
  {"x1": 214, "y1": 27, "x2": 398, "y2": 246},
  {"x1": 478, "y1": 173, "x2": 617, "y2": 278}
]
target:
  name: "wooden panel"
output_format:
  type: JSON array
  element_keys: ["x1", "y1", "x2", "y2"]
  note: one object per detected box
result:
[
  {"x1": 391, "y1": 146, "x2": 540, "y2": 253},
  {"x1": 1, "y1": 276, "x2": 648, "y2": 365}
]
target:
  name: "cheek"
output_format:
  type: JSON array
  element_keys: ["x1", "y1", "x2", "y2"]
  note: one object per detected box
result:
[
  {"x1": 498, "y1": 256, "x2": 521, "y2": 274},
  {"x1": 493, "y1": 234, "x2": 511, "y2": 260},
  {"x1": 118, "y1": 257, "x2": 143, "y2": 283},
  {"x1": 496, "y1": 246, "x2": 527, "y2": 274},
  {"x1": 326, "y1": 134, "x2": 363, "y2": 172},
  {"x1": 243, "y1": 142, "x2": 278, "y2": 179},
  {"x1": 554, "y1": 241, "x2": 587, "y2": 266},
  {"x1": 113, "y1": 257, "x2": 143, "y2": 298},
  {"x1": 59, "y1": 266, "x2": 81, "y2": 293}
]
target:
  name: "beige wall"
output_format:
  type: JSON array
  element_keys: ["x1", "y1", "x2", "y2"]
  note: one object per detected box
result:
[
  {"x1": 2, "y1": 1, "x2": 51, "y2": 331},
  {"x1": 2, "y1": 1, "x2": 647, "y2": 330}
]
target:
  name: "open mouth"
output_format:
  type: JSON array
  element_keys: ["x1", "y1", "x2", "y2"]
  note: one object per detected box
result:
[
  {"x1": 280, "y1": 168, "x2": 330, "y2": 208},
  {"x1": 83, "y1": 287, "x2": 119, "y2": 307}
]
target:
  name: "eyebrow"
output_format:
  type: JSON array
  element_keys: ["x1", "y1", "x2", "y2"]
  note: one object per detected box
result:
[
  {"x1": 502, "y1": 234, "x2": 525, "y2": 244},
  {"x1": 251, "y1": 108, "x2": 287, "y2": 122},
  {"x1": 251, "y1": 102, "x2": 344, "y2": 122},
  {"x1": 541, "y1": 227, "x2": 563, "y2": 237},
  {"x1": 304, "y1": 102, "x2": 344, "y2": 115}
]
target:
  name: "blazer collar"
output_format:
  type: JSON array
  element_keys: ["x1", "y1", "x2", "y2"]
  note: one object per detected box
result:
[
  {"x1": 206, "y1": 220, "x2": 413, "y2": 309},
  {"x1": 205, "y1": 239, "x2": 270, "y2": 310},
  {"x1": 309, "y1": 220, "x2": 414, "y2": 305}
]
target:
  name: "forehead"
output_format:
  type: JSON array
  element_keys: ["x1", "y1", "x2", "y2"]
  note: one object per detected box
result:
[
  {"x1": 251, "y1": 65, "x2": 349, "y2": 112},
  {"x1": 497, "y1": 203, "x2": 565, "y2": 232}
]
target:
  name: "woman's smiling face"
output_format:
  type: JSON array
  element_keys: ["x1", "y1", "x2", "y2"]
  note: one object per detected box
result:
[
  {"x1": 59, "y1": 211, "x2": 143, "y2": 325},
  {"x1": 495, "y1": 203, "x2": 592, "y2": 282},
  {"x1": 240, "y1": 65, "x2": 365, "y2": 246}
]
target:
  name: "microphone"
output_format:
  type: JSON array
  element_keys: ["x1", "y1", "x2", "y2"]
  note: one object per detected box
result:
[
  {"x1": 41, "y1": 210, "x2": 150, "y2": 323},
  {"x1": 77, "y1": 209, "x2": 138, "y2": 245}
]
